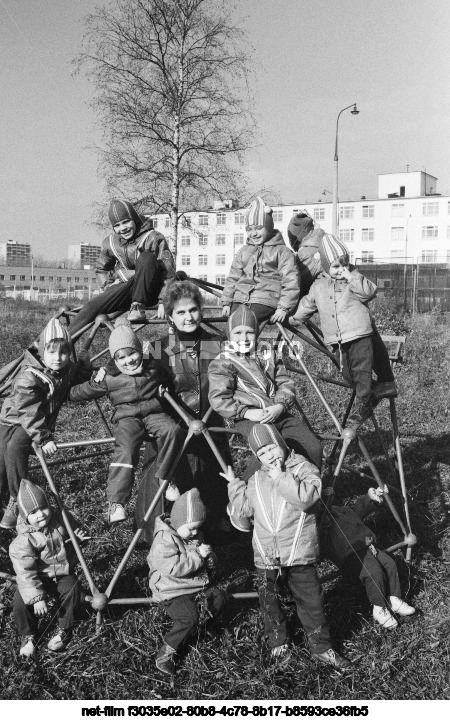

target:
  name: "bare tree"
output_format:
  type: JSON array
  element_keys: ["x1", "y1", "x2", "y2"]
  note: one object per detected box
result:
[{"x1": 77, "y1": 0, "x2": 255, "y2": 256}]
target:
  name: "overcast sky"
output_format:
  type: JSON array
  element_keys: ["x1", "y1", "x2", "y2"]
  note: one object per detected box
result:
[{"x1": 1, "y1": 0, "x2": 449, "y2": 259}]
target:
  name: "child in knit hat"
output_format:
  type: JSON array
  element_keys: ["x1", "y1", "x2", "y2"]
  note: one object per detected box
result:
[
  {"x1": 0, "y1": 319, "x2": 91, "y2": 531},
  {"x1": 148, "y1": 488, "x2": 225, "y2": 676},
  {"x1": 208, "y1": 305, "x2": 322, "y2": 471},
  {"x1": 221, "y1": 196, "x2": 299, "y2": 324},
  {"x1": 70, "y1": 320, "x2": 184, "y2": 523},
  {"x1": 69, "y1": 198, "x2": 176, "y2": 334},
  {"x1": 290, "y1": 234, "x2": 397, "y2": 430},
  {"x1": 9, "y1": 479, "x2": 90, "y2": 658},
  {"x1": 221, "y1": 424, "x2": 351, "y2": 670}
]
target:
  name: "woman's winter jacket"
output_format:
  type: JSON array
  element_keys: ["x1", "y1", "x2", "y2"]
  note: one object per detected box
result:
[
  {"x1": 228, "y1": 452, "x2": 322, "y2": 569},
  {"x1": 148, "y1": 515, "x2": 209, "y2": 601},
  {"x1": 291, "y1": 268, "x2": 377, "y2": 345},
  {"x1": 221, "y1": 231, "x2": 300, "y2": 312},
  {"x1": 208, "y1": 348, "x2": 296, "y2": 421}
]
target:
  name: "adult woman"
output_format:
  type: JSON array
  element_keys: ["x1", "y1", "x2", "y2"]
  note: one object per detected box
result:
[{"x1": 135, "y1": 281, "x2": 231, "y2": 544}]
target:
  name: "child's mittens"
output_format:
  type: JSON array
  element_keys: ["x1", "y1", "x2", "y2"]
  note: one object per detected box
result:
[
  {"x1": 197, "y1": 543, "x2": 213, "y2": 558},
  {"x1": 368, "y1": 486, "x2": 387, "y2": 504},
  {"x1": 222, "y1": 305, "x2": 231, "y2": 317}
]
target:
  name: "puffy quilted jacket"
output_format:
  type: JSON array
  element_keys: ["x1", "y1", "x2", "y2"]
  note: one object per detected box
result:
[
  {"x1": 9, "y1": 509, "x2": 79, "y2": 605},
  {"x1": 221, "y1": 231, "x2": 300, "y2": 312},
  {"x1": 228, "y1": 452, "x2": 322, "y2": 569},
  {"x1": 148, "y1": 515, "x2": 209, "y2": 601},
  {"x1": 319, "y1": 494, "x2": 378, "y2": 567},
  {"x1": 0, "y1": 350, "x2": 91, "y2": 445},
  {"x1": 95, "y1": 218, "x2": 176, "y2": 300},
  {"x1": 291, "y1": 268, "x2": 377, "y2": 345},
  {"x1": 208, "y1": 348, "x2": 296, "y2": 421},
  {"x1": 69, "y1": 358, "x2": 170, "y2": 423}
]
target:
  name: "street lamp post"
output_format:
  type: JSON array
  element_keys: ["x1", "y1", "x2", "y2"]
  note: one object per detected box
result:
[{"x1": 332, "y1": 103, "x2": 359, "y2": 237}]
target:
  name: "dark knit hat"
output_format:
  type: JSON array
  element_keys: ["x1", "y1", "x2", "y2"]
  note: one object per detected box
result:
[
  {"x1": 37, "y1": 317, "x2": 72, "y2": 358},
  {"x1": 245, "y1": 196, "x2": 274, "y2": 233},
  {"x1": 170, "y1": 488, "x2": 207, "y2": 530},
  {"x1": 17, "y1": 479, "x2": 50, "y2": 519},
  {"x1": 227, "y1": 305, "x2": 259, "y2": 337},
  {"x1": 318, "y1": 234, "x2": 349, "y2": 275},
  {"x1": 248, "y1": 424, "x2": 289, "y2": 457},
  {"x1": 108, "y1": 199, "x2": 142, "y2": 229},
  {"x1": 287, "y1": 212, "x2": 314, "y2": 249},
  {"x1": 109, "y1": 320, "x2": 143, "y2": 358}
]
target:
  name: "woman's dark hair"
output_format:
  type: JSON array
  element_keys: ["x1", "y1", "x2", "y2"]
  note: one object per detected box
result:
[{"x1": 163, "y1": 280, "x2": 203, "y2": 317}]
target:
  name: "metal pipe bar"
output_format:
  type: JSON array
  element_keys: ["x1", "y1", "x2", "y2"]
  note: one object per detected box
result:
[
  {"x1": 288, "y1": 325, "x2": 339, "y2": 368},
  {"x1": 285, "y1": 364, "x2": 352, "y2": 389},
  {"x1": 29, "y1": 448, "x2": 113, "y2": 470},
  {"x1": 93, "y1": 398, "x2": 113, "y2": 436},
  {"x1": 201, "y1": 429, "x2": 230, "y2": 473},
  {"x1": 371, "y1": 410, "x2": 399, "y2": 487},
  {"x1": 56, "y1": 438, "x2": 115, "y2": 449},
  {"x1": 329, "y1": 391, "x2": 356, "y2": 462},
  {"x1": 390, "y1": 399, "x2": 413, "y2": 559},
  {"x1": 160, "y1": 389, "x2": 192, "y2": 427}
]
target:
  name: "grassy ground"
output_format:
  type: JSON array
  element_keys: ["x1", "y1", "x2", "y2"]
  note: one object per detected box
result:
[{"x1": 0, "y1": 300, "x2": 449, "y2": 700}]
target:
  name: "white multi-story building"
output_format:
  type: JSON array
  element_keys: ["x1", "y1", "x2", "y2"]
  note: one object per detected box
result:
[
  {"x1": 0, "y1": 240, "x2": 31, "y2": 266},
  {"x1": 152, "y1": 171, "x2": 450, "y2": 283},
  {"x1": 68, "y1": 242, "x2": 101, "y2": 268}
]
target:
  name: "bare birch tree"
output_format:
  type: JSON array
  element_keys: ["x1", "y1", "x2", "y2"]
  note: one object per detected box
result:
[{"x1": 77, "y1": 0, "x2": 255, "y2": 256}]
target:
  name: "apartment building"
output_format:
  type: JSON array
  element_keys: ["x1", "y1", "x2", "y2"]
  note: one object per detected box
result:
[
  {"x1": 0, "y1": 240, "x2": 31, "y2": 266},
  {"x1": 68, "y1": 242, "x2": 101, "y2": 268}
]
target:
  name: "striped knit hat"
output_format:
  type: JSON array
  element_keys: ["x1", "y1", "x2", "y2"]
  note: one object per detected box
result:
[
  {"x1": 108, "y1": 199, "x2": 142, "y2": 229},
  {"x1": 109, "y1": 319, "x2": 142, "y2": 359},
  {"x1": 227, "y1": 305, "x2": 259, "y2": 337},
  {"x1": 248, "y1": 424, "x2": 289, "y2": 457},
  {"x1": 170, "y1": 488, "x2": 207, "y2": 530},
  {"x1": 37, "y1": 317, "x2": 71, "y2": 357},
  {"x1": 318, "y1": 234, "x2": 350, "y2": 275},
  {"x1": 17, "y1": 479, "x2": 50, "y2": 519},
  {"x1": 245, "y1": 196, "x2": 274, "y2": 233}
]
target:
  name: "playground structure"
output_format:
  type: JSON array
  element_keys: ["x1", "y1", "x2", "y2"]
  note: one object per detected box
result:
[{"x1": 0, "y1": 278, "x2": 416, "y2": 630}]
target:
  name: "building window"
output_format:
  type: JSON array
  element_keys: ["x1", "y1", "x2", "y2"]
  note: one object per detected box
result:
[
  {"x1": 448, "y1": 201, "x2": 450, "y2": 214},
  {"x1": 198, "y1": 214, "x2": 209, "y2": 226},
  {"x1": 67, "y1": 277, "x2": 71, "y2": 283},
  {"x1": 339, "y1": 206, "x2": 354, "y2": 220},
  {"x1": 421, "y1": 249, "x2": 438, "y2": 263},
  {"x1": 314, "y1": 208, "x2": 325, "y2": 221},
  {"x1": 216, "y1": 255, "x2": 226, "y2": 266},
  {"x1": 215, "y1": 235, "x2": 226, "y2": 246},
  {"x1": 272, "y1": 210, "x2": 283, "y2": 223},
  {"x1": 164, "y1": 217, "x2": 170, "y2": 228},
  {"x1": 339, "y1": 229, "x2": 354, "y2": 243},
  {"x1": 423, "y1": 201, "x2": 439, "y2": 216},
  {"x1": 198, "y1": 233, "x2": 208, "y2": 246},
  {"x1": 216, "y1": 213, "x2": 227, "y2": 225},
  {"x1": 234, "y1": 233, "x2": 244, "y2": 246},
  {"x1": 20, "y1": 275, "x2": 26, "y2": 281},
  {"x1": 181, "y1": 256, "x2": 190, "y2": 266},
  {"x1": 84, "y1": 278, "x2": 89, "y2": 283},
  {"x1": 39, "y1": 276, "x2": 45, "y2": 281},
  {"x1": 0, "y1": 275, "x2": 3, "y2": 280},
  {"x1": 74, "y1": 277, "x2": 80, "y2": 283},
  {"x1": 181, "y1": 236, "x2": 190, "y2": 247},
  {"x1": 447, "y1": 227, "x2": 450, "y2": 240},
  {"x1": 362, "y1": 205, "x2": 375, "y2": 218},
  {"x1": 421, "y1": 226, "x2": 438, "y2": 239},
  {"x1": 390, "y1": 250, "x2": 404, "y2": 260},
  {"x1": 198, "y1": 255, "x2": 208, "y2": 266},
  {"x1": 10, "y1": 275, "x2": 15, "y2": 280},
  {"x1": 234, "y1": 212, "x2": 245, "y2": 225},
  {"x1": 361, "y1": 228, "x2": 374, "y2": 242},
  {"x1": 361, "y1": 251, "x2": 374, "y2": 263},
  {"x1": 56, "y1": 277, "x2": 62, "y2": 283},
  {"x1": 391, "y1": 227, "x2": 404, "y2": 242},
  {"x1": 152, "y1": 218, "x2": 158, "y2": 228},
  {"x1": 215, "y1": 275, "x2": 226, "y2": 285},
  {"x1": 391, "y1": 203, "x2": 405, "y2": 217},
  {"x1": 197, "y1": 274, "x2": 207, "y2": 282},
  {"x1": 48, "y1": 276, "x2": 53, "y2": 281}
]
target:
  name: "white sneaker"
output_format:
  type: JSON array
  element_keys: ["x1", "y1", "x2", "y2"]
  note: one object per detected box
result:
[
  {"x1": 390, "y1": 596, "x2": 415, "y2": 616},
  {"x1": 48, "y1": 629, "x2": 70, "y2": 652},
  {"x1": 108, "y1": 503, "x2": 127, "y2": 523},
  {"x1": 373, "y1": 605, "x2": 398, "y2": 629},
  {"x1": 164, "y1": 482, "x2": 180, "y2": 502},
  {"x1": 20, "y1": 636, "x2": 36, "y2": 658}
]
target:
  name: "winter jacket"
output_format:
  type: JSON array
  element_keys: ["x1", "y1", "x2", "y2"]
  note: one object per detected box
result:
[
  {"x1": 221, "y1": 231, "x2": 300, "y2": 312},
  {"x1": 95, "y1": 218, "x2": 176, "y2": 300},
  {"x1": 208, "y1": 348, "x2": 296, "y2": 422},
  {"x1": 9, "y1": 509, "x2": 79, "y2": 605},
  {"x1": 228, "y1": 452, "x2": 322, "y2": 569},
  {"x1": 0, "y1": 351, "x2": 91, "y2": 446},
  {"x1": 69, "y1": 358, "x2": 171, "y2": 424},
  {"x1": 319, "y1": 494, "x2": 378, "y2": 568},
  {"x1": 148, "y1": 515, "x2": 209, "y2": 601},
  {"x1": 290, "y1": 267, "x2": 377, "y2": 345},
  {"x1": 295, "y1": 228, "x2": 325, "y2": 299}
]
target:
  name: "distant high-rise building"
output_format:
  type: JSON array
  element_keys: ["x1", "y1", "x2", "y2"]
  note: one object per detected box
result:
[
  {"x1": 0, "y1": 240, "x2": 31, "y2": 266},
  {"x1": 68, "y1": 243, "x2": 101, "y2": 268}
]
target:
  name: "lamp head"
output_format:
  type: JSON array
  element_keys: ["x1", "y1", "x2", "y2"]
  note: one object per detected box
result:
[{"x1": 351, "y1": 104, "x2": 359, "y2": 115}]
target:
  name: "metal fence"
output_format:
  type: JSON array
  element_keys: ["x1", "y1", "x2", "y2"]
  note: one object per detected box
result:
[{"x1": 357, "y1": 262, "x2": 450, "y2": 312}]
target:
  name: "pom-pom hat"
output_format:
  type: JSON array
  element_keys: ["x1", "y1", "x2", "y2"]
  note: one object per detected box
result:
[
  {"x1": 37, "y1": 317, "x2": 71, "y2": 358},
  {"x1": 248, "y1": 424, "x2": 289, "y2": 457},
  {"x1": 109, "y1": 319, "x2": 143, "y2": 358},
  {"x1": 170, "y1": 488, "x2": 207, "y2": 530},
  {"x1": 17, "y1": 479, "x2": 50, "y2": 519},
  {"x1": 108, "y1": 199, "x2": 142, "y2": 229},
  {"x1": 245, "y1": 196, "x2": 274, "y2": 233},
  {"x1": 227, "y1": 305, "x2": 259, "y2": 337},
  {"x1": 287, "y1": 211, "x2": 314, "y2": 249},
  {"x1": 318, "y1": 234, "x2": 350, "y2": 275}
]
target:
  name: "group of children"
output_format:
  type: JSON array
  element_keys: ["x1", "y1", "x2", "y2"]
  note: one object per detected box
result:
[{"x1": 0, "y1": 196, "x2": 415, "y2": 674}]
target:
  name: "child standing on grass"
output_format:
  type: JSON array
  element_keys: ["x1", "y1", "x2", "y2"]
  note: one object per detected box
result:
[
  {"x1": 148, "y1": 488, "x2": 225, "y2": 676},
  {"x1": 320, "y1": 486, "x2": 415, "y2": 629},
  {"x1": 222, "y1": 424, "x2": 351, "y2": 669},
  {"x1": 9, "y1": 480, "x2": 89, "y2": 658},
  {"x1": 69, "y1": 320, "x2": 184, "y2": 523},
  {"x1": 0, "y1": 319, "x2": 91, "y2": 531},
  {"x1": 290, "y1": 234, "x2": 397, "y2": 430},
  {"x1": 221, "y1": 196, "x2": 299, "y2": 324}
]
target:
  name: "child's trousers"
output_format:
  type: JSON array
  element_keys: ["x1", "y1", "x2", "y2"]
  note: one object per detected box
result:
[
  {"x1": 257, "y1": 565, "x2": 332, "y2": 653},
  {"x1": 342, "y1": 548, "x2": 401, "y2": 607},
  {"x1": 161, "y1": 587, "x2": 225, "y2": 652},
  {"x1": 108, "y1": 414, "x2": 185, "y2": 505},
  {"x1": 13, "y1": 574, "x2": 83, "y2": 636},
  {"x1": 0, "y1": 423, "x2": 32, "y2": 502}
]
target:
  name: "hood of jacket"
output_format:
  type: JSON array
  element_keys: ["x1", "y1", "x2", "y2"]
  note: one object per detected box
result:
[
  {"x1": 116, "y1": 216, "x2": 153, "y2": 246},
  {"x1": 245, "y1": 230, "x2": 286, "y2": 249}
]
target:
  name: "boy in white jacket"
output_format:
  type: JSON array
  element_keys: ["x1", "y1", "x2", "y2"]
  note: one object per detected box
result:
[{"x1": 222, "y1": 424, "x2": 351, "y2": 670}]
